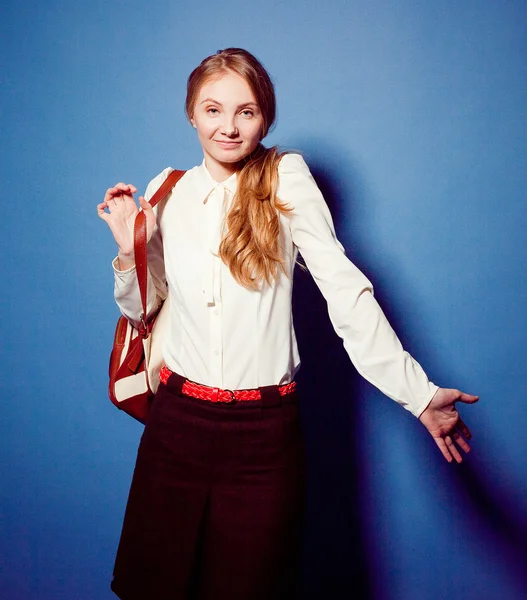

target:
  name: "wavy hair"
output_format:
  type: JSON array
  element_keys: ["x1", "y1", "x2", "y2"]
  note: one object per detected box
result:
[{"x1": 186, "y1": 48, "x2": 291, "y2": 289}]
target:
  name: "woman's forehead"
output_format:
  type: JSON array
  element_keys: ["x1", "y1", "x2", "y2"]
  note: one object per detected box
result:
[{"x1": 197, "y1": 71, "x2": 257, "y2": 103}]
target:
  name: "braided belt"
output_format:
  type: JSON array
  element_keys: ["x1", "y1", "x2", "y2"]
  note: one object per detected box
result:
[{"x1": 159, "y1": 365, "x2": 296, "y2": 403}]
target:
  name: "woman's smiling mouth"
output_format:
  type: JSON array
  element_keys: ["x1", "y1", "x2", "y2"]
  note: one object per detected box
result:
[{"x1": 214, "y1": 140, "x2": 243, "y2": 149}]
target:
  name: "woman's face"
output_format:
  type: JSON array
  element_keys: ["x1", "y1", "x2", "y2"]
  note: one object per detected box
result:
[{"x1": 191, "y1": 71, "x2": 264, "y2": 181}]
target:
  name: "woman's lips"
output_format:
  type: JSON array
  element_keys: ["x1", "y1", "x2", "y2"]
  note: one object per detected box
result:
[{"x1": 214, "y1": 140, "x2": 242, "y2": 149}]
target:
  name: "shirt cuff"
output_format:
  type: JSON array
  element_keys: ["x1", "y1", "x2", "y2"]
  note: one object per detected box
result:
[
  {"x1": 112, "y1": 256, "x2": 136, "y2": 275},
  {"x1": 412, "y1": 384, "x2": 440, "y2": 418}
]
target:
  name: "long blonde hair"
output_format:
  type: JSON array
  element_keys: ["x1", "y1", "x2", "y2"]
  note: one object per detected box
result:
[{"x1": 186, "y1": 48, "x2": 291, "y2": 289}]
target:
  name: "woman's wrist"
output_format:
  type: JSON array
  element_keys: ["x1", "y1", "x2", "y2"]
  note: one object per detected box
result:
[{"x1": 117, "y1": 249, "x2": 135, "y2": 271}]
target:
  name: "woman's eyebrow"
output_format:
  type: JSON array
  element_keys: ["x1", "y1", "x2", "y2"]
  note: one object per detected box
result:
[{"x1": 199, "y1": 99, "x2": 259, "y2": 109}]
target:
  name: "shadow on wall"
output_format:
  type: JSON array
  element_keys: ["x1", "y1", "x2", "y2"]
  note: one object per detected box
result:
[
  {"x1": 293, "y1": 145, "x2": 374, "y2": 599},
  {"x1": 294, "y1": 266, "x2": 372, "y2": 599},
  {"x1": 451, "y1": 461, "x2": 527, "y2": 593},
  {"x1": 294, "y1": 143, "x2": 527, "y2": 598}
]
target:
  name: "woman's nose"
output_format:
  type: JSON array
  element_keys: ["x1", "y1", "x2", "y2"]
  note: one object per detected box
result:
[{"x1": 220, "y1": 117, "x2": 239, "y2": 137}]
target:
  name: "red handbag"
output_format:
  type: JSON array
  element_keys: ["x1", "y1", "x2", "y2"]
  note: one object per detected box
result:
[{"x1": 108, "y1": 169, "x2": 186, "y2": 423}]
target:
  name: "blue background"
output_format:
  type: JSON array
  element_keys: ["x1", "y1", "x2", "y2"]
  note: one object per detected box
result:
[{"x1": 1, "y1": 1, "x2": 526, "y2": 598}]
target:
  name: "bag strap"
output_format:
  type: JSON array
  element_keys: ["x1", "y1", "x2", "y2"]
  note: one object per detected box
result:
[{"x1": 134, "y1": 169, "x2": 186, "y2": 334}]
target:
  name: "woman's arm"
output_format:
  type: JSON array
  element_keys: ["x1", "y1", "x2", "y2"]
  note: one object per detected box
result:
[
  {"x1": 98, "y1": 169, "x2": 172, "y2": 327},
  {"x1": 279, "y1": 153, "x2": 478, "y2": 461}
]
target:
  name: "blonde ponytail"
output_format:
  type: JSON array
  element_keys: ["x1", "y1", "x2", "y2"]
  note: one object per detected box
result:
[{"x1": 219, "y1": 145, "x2": 291, "y2": 289}]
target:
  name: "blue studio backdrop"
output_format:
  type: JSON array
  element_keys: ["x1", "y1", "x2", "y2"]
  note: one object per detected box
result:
[{"x1": 1, "y1": 1, "x2": 526, "y2": 599}]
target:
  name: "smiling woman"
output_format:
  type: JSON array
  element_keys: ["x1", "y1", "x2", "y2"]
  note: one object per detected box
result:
[
  {"x1": 190, "y1": 73, "x2": 264, "y2": 179},
  {"x1": 97, "y1": 47, "x2": 478, "y2": 600},
  {"x1": 184, "y1": 49, "x2": 291, "y2": 289}
]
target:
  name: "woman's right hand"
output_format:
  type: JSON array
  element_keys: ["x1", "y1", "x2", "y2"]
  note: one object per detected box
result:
[{"x1": 97, "y1": 182, "x2": 157, "y2": 268}]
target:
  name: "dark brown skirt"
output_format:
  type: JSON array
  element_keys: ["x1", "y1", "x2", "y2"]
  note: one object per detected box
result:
[{"x1": 111, "y1": 372, "x2": 306, "y2": 600}]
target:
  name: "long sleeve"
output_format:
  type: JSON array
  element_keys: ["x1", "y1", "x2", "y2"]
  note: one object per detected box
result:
[
  {"x1": 279, "y1": 153, "x2": 438, "y2": 417},
  {"x1": 112, "y1": 168, "x2": 172, "y2": 327}
]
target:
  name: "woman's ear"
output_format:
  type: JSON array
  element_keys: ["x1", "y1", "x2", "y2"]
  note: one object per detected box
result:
[{"x1": 190, "y1": 118, "x2": 197, "y2": 128}]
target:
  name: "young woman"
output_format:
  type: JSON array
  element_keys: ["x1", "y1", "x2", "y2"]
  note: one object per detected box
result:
[{"x1": 98, "y1": 48, "x2": 478, "y2": 600}]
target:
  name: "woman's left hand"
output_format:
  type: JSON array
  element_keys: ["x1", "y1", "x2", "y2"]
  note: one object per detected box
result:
[{"x1": 419, "y1": 388, "x2": 479, "y2": 463}]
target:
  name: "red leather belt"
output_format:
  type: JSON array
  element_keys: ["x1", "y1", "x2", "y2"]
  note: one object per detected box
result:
[{"x1": 159, "y1": 365, "x2": 296, "y2": 403}]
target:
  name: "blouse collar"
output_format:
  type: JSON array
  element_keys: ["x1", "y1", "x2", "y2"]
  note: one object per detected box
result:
[{"x1": 198, "y1": 160, "x2": 238, "y2": 203}]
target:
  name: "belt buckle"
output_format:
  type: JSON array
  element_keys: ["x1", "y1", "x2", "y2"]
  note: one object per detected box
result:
[{"x1": 224, "y1": 389, "x2": 236, "y2": 404}]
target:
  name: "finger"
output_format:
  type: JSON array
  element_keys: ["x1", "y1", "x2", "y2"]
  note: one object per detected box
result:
[
  {"x1": 103, "y1": 188, "x2": 116, "y2": 203},
  {"x1": 104, "y1": 188, "x2": 125, "y2": 203},
  {"x1": 457, "y1": 392, "x2": 479, "y2": 404},
  {"x1": 452, "y1": 432, "x2": 471, "y2": 454},
  {"x1": 444, "y1": 435, "x2": 463, "y2": 463},
  {"x1": 113, "y1": 182, "x2": 136, "y2": 193},
  {"x1": 97, "y1": 203, "x2": 110, "y2": 221},
  {"x1": 138, "y1": 196, "x2": 153, "y2": 212},
  {"x1": 104, "y1": 184, "x2": 136, "y2": 203},
  {"x1": 100, "y1": 199, "x2": 116, "y2": 212},
  {"x1": 456, "y1": 417, "x2": 472, "y2": 440},
  {"x1": 98, "y1": 199, "x2": 120, "y2": 216},
  {"x1": 112, "y1": 183, "x2": 138, "y2": 200},
  {"x1": 434, "y1": 438, "x2": 453, "y2": 463}
]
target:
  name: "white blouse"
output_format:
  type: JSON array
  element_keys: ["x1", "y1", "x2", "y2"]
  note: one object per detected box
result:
[{"x1": 113, "y1": 153, "x2": 438, "y2": 417}]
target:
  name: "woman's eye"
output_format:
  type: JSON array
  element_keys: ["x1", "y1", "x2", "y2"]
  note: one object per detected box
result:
[
  {"x1": 207, "y1": 107, "x2": 219, "y2": 115},
  {"x1": 241, "y1": 110, "x2": 254, "y2": 117}
]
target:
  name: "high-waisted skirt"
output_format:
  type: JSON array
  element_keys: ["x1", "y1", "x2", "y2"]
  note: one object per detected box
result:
[{"x1": 110, "y1": 371, "x2": 306, "y2": 600}]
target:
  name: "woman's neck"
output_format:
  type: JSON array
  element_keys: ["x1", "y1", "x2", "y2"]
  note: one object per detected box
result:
[{"x1": 204, "y1": 156, "x2": 237, "y2": 183}]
